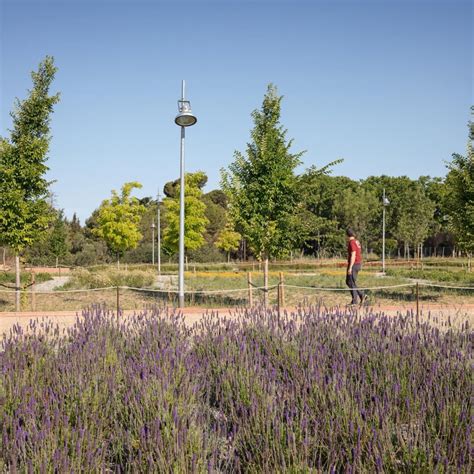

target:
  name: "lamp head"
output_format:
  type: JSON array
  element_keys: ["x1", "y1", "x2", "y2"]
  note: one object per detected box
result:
[{"x1": 175, "y1": 99, "x2": 197, "y2": 127}]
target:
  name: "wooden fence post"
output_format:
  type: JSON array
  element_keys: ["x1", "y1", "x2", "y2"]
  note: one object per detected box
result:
[
  {"x1": 279, "y1": 272, "x2": 285, "y2": 308},
  {"x1": 31, "y1": 272, "x2": 36, "y2": 312},
  {"x1": 277, "y1": 281, "x2": 280, "y2": 316},
  {"x1": 416, "y1": 282, "x2": 419, "y2": 320},
  {"x1": 248, "y1": 272, "x2": 253, "y2": 307}
]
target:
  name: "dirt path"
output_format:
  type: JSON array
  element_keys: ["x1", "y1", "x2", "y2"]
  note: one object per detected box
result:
[
  {"x1": 1, "y1": 304, "x2": 472, "y2": 337},
  {"x1": 33, "y1": 276, "x2": 71, "y2": 291}
]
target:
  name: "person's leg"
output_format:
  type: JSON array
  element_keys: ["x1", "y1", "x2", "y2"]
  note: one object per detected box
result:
[
  {"x1": 352, "y1": 264, "x2": 364, "y2": 302},
  {"x1": 346, "y1": 270, "x2": 358, "y2": 304}
]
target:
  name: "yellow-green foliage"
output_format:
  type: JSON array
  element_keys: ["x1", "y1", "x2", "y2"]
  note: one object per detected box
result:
[
  {"x1": 163, "y1": 172, "x2": 209, "y2": 253},
  {"x1": 93, "y1": 182, "x2": 145, "y2": 258}
]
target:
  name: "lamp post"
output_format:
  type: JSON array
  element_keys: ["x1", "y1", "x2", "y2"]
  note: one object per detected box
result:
[
  {"x1": 174, "y1": 80, "x2": 197, "y2": 307},
  {"x1": 151, "y1": 220, "x2": 156, "y2": 265},
  {"x1": 382, "y1": 188, "x2": 390, "y2": 274},
  {"x1": 157, "y1": 190, "x2": 161, "y2": 276}
]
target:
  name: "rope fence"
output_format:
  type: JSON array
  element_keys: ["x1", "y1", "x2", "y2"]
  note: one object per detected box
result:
[{"x1": 0, "y1": 274, "x2": 473, "y2": 315}]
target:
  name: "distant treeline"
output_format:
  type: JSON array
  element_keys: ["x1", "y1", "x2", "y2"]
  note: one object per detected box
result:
[{"x1": 2, "y1": 170, "x2": 463, "y2": 268}]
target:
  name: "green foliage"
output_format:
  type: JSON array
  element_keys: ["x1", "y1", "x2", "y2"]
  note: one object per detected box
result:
[
  {"x1": 187, "y1": 243, "x2": 226, "y2": 263},
  {"x1": 221, "y1": 84, "x2": 304, "y2": 260},
  {"x1": 0, "y1": 271, "x2": 52, "y2": 286},
  {"x1": 202, "y1": 193, "x2": 227, "y2": 243},
  {"x1": 394, "y1": 184, "x2": 435, "y2": 254},
  {"x1": 334, "y1": 186, "x2": 379, "y2": 247},
  {"x1": 61, "y1": 267, "x2": 155, "y2": 289},
  {"x1": 444, "y1": 136, "x2": 474, "y2": 255},
  {"x1": 0, "y1": 56, "x2": 60, "y2": 253},
  {"x1": 49, "y1": 211, "x2": 69, "y2": 263},
  {"x1": 215, "y1": 222, "x2": 241, "y2": 262},
  {"x1": 163, "y1": 173, "x2": 207, "y2": 198},
  {"x1": 162, "y1": 171, "x2": 210, "y2": 254},
  {"x1": 93, "y1": 182, "x2": 146, "y2": 259}
]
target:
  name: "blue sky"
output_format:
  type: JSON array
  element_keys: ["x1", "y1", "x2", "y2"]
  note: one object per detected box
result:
[{"x1": 1, "y1": 0, "x2": 472, "y2": 223}]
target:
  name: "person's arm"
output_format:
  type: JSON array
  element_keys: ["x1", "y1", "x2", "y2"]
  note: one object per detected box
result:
[{"x1": 348, "y1": 251, "x2": 356, "y2": 274}]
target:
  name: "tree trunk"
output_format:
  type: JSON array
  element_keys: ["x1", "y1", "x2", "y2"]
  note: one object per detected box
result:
[
  {"x1": 15, "y1": 254, "x2": 21, "y2": 312},
  {"x1": 2, "y1": 247, "x2": 5, "y2": 267},
  {"x1": 55, "y1": 256, "x2": 59, "y2": 268},
  {"x1": 117, "y1": 255, "x2": 120, "y2": 270},
  {"x1": 263, "y1": 257, "x2": 269, "y2": 308},
  {"x1": 227, "y1": 251, "x2": 230, "y2": 263}
]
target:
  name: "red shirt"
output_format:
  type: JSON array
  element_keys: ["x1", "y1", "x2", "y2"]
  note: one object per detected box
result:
[{"x1": 347, "y1": 238, "x2": 362, "y2": 264}]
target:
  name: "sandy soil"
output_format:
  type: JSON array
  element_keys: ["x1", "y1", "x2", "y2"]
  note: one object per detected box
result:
[{"x1": 1, "y1": 304, "x2": 472, "y2": 337}]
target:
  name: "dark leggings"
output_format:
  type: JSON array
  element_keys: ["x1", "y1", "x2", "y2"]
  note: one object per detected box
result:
[{"x1": 346, "y1": 263, "x2": 363, "y2": 304}]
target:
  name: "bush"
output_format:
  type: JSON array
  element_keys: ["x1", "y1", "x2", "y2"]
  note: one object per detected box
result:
[
  {"x1": 61, "y1": 267, "x2": 155, "y2": 289},
  {"x1": 187, "y1": 244, "x2": 226, "y2": 263},
  {"x1": 0, "y1": 308, "x2": 471, "y2": 471}
]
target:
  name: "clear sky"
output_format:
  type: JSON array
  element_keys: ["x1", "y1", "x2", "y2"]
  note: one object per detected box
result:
[{"x1": 1, "y1": 0, "x2": 472, "y2": 223}]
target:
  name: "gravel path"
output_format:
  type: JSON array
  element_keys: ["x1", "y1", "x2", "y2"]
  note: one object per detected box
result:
[{"x1": 33, "y1": 276, "x2": 71, "y2": 292}]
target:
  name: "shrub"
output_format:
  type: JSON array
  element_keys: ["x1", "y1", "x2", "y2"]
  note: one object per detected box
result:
[{"x1": 0, "y1": 307, "x2": 471, "y2": 471}]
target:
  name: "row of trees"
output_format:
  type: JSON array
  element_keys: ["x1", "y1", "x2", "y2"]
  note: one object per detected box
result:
[{"x1": 1, "y1": 58, "x2": 473, "y2": 308}]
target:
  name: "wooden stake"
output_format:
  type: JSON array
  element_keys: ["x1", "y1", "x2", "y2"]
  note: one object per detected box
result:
[
  {"x1": 116, "y1": 286, "x2": 120, "y2": 315},
  {"x1": 279, "y1": 272, "x2": 285, "y2": 308},
  {"x1": 248, "y1": 272, "x2": 253, "y2": 307},
  {"x1": 416, "y1": 282, "x2": 419, "y2": 320},
  {"x1": 31, "y1": 272, "x2": 36, "y2": 312}
]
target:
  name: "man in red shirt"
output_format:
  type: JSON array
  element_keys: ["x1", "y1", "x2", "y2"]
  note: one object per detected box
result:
[{"x1": 346, "y1": 228, "x2": 366, "y2": 306}]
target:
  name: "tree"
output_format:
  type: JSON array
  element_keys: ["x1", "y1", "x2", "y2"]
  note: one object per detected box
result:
[
  {"x1": 334, "y1": 186, "x2": 379, "y2": 252},
  {"x1": 444, "y1": 131, "x2": 474, "y2": 269},
  {"x1": 49, "y1": 210, "x2": 69, "y2": 267},
  {"x1": 291, "y1": 163, "x2": 345, "y2": 257},
  {"x1": 0, "y1": 56, "x2": 60, "y2": 310},
  {"x1": 394, "y1": 184, "x2": 435, "y2": 259},
  {"x1": 162, "y1": 171, "x2": 210, "y2": 255},
  {"x1": 215, "y1": 222, "x2": 241, "y2": 262},
  {"x1": 93, "y1": 182, "x2": 145, "y2": 266},
  {"x1": 221, "y1": 84, "x2": 304, "y2": 304}
]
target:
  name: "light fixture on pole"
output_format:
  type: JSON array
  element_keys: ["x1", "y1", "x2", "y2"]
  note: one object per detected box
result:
[
  {"x1": 151, "y1": 220, "x2": 156, "y2": 265},
  {"x1": 382, "y1": 188, "x2": 390, "y2": 274},
  {"x1": 157, "y1": 190, "x2": 161, "y2": 276},
  {"x1": 174, "y1": 80, "x2": 197, "y2": 308}
]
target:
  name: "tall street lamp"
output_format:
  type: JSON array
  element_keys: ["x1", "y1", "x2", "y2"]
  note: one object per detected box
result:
[
  {"x1": 157, "y1": 190, "x2": 161, "y2": 276},
  {"x1": 174, "y1": 80, "x2": 197, "y2": 307},
  {"x1": 382, "y1": 188, "x2": 390, "y2": 274},
  {"x1": 151, "y1": 220, "x2": 156, "y2": 265}
]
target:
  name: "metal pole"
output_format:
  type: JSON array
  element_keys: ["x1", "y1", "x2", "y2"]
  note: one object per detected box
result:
[
  {"x1": 178, "y1": 82, "x2": 186, "y2": 307},
  {"x1": 152, "y1": 220, "x2": 155, "y2": 265},
  {"x1": 157, "y1": 190, "x2": 161, "y2": 276},
  {"x1": 382, "y1": 188, "x2": 386, "y2": 274}
]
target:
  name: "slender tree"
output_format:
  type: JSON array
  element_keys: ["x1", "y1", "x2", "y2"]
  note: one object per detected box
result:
[
  {"x1": 162, "y1": 171, "x2": 210, "y2": 255},
  {"x1": 49, "y1": 210, "x2": 69, "y2": 267},
  {"x1": 444, "y1": 130, "x2": 474, "y2": 270},
  {"x1": 215, "y1": 222, "x2": 241, "y2": 262},
  {"x1": 93, "y1": 182, "x2": 145, "y2": 267},
  {"x1": 0, "y1": 56, "x2": 60, "y2": 310},
  {"x1": 221, "y1": 84, "x2": 304, "y2": 305}
]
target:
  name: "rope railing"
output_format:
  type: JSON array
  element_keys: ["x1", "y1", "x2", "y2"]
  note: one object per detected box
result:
[
  {"x1": 0, "y1": 282, "x2": 472, "y2": 295},
  {"x1": 0, "y1": 280, "x2": 472, "y2": 314}
]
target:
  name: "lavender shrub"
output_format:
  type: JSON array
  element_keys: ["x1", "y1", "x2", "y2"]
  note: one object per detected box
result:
[{"x1": 0, "y1": 305, "x2": 472, "y2": 472}]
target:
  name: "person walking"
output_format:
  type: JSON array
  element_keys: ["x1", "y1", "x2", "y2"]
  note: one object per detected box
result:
[{"x1": 346, "y1": 228, "x2": 366, "y2": 306}]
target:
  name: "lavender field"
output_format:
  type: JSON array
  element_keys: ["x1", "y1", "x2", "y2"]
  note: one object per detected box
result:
[{"x1": 0, "y1": 306, "x2": 472, "y2": 472}]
